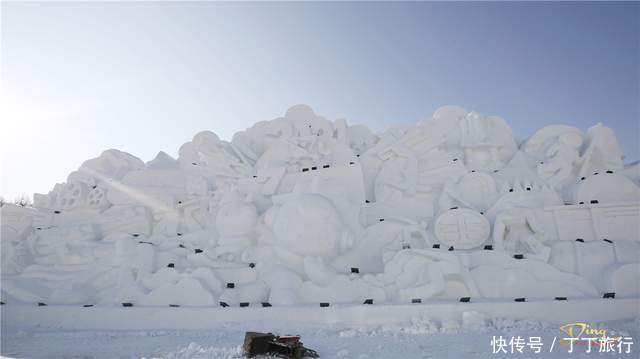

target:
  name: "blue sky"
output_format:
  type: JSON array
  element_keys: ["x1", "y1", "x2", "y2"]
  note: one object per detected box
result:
[{"x1": 1, "y1": 2, "x2": 638, "y2": 200}]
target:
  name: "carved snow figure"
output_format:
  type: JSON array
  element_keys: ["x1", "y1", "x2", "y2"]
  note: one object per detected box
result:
[
  {"x1": 579, "y1": 123, "x2": 625, "y2": 177},
  {"x1": 461, "y1": 112, "x2": 499, "y2": 170},
  {"x1": 573, "y1": 172, "x2": 640, "y2": 205},
  {"x1": 255, "y1": 139, "x2": 316, "y2": 170},
  {"x1": 180, "y1": 131, "x2": 252, "y2": 178},
  {"x1": 295, "y1": 256, "x2": 386, "y2": 304},
  {"x1": 458, "y1": 111, "x2": 517, "y2": 171},
  {"x1": 347, "y1": 125, "x2": 379, "y2": 155},
  {"x1": 439, "y1": 172, "x2": 498, "y2": 213},
  {"x1": 210, "y1": 192, "x2": 258, "y2": 263},
  {"x1": 536, "y1": 132, "x2": 583, "y2": 186},
  {"x1": 493, "y1": 208, "x2": 550, "y2": 260},
  {"x1": 76, "y1": 149, "x2": 145, "y2": 182},
  {"x1": 378, "y1": 249, "x2": 478, "y2": 301},
  {"x1": 285, "y1": 104, "x2": 334, "y2": 139},
  {"x1": 333, "y1": 218, "x2": 429, "y2": 273},
  {"x1": 374, "y1": 153, "x2": 418, "y2": 202}
]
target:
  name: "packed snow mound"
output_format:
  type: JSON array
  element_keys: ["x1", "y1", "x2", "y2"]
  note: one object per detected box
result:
[{"x1": 2, "y1": 105, "x2": 639, "y2": 307}]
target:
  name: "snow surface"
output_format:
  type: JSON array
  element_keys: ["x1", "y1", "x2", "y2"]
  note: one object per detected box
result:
[{"x1": 2, "y1": 313, "x2": 638, "y2": 358}]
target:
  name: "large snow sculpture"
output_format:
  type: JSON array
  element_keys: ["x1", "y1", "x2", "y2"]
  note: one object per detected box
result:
[{"x1": 1, "y1": 104, "x2": 638, "y2": 307}]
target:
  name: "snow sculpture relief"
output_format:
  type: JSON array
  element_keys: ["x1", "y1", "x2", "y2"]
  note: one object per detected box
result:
[
  {"x1": 433, "y1": 208, "x2": 490, "y2": 250},
  {"x1": 1, "y1": 104, "x2": 638, "y2": 307},
  {"x1": 493, "y1": 208, "x2": 551, "y2": 260}
]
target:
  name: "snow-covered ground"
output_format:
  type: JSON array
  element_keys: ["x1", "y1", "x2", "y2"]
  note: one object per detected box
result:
[
  {"x1": 2, "y1": 314, "x2": 638, "y2": 358},
  {"x1": 2, "y1": 298, "x2": 639, "y2": 358}
]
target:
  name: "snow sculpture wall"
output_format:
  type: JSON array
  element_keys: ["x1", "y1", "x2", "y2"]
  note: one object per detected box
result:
[{"x1": 2, "y1": 105, "x2": 639, "y2": 307}]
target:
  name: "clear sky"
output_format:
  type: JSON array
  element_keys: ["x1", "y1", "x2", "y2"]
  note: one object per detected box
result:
[{"x1": 1, "y1": 2, "x2": 638, "y2": 200}]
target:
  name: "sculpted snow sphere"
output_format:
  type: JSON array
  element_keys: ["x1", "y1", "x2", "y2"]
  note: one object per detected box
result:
[
  {"x1": 2, "y1": 104, "x2": 639, "y2": 307},
  {"x1": 272, "y1": 194, "x2": 345, "y2": 259},
  {"x1": 434, "y1": 208, "x2": 490, "y2": 249}
]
